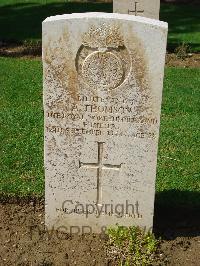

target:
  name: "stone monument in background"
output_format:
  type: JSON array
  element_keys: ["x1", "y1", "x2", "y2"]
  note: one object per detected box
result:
[{"x1": 113, "y1": 0, "x2": 160, "y2": 20}]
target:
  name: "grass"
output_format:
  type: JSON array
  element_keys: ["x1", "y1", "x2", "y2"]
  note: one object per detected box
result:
[
  {"x1": 0, "y1": 1, "x2": 199, "y2": 51},
  {"x1": 0, "y1": 57, "x2": 199, "y2": 206},
  {"x1": 0, "y1": 57, "x2": 43, "y2": 196},
  {"x1": 156, "y1": 67, "x2": 200, "y2": 207},
  {"x1": 106, "y1": 225, "x2": 159, "y2": 266}
]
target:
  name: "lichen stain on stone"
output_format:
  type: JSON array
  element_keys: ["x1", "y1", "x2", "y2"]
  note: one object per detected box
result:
[
  {"x1": 124, "y1": 25, "x2": 156, "y2": 136},
  {"x1": 43, "y1": 29, "x2": 79, "y2": 102},
  {"x1": 126, "y1": 29, "x2": 149, "y2": 91},
  {"x1": 125, "y1": 25, "x2": 153, "y2": 115}
]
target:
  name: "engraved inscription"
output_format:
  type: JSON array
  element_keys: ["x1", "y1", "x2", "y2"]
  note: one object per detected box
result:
[
  {"x1": 46, "y1": 126, "x2": 156, "y2": 139},
  {"x1": 79, "y1": 142, "x2": 122, "y2": 205},
  {"x1": 46, "y1": 92, "x2": 158, "y2": 139},
  {"x1": 47, "y1": 111, "x2": 158, "y2": 125}
]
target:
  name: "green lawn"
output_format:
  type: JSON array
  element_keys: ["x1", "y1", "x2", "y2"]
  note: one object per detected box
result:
[
  {"x1": 0, "y1": 57, "x2": 200, "y2": 206},
  {"x1": 157, "y1": 67, "x2": 200, "y2": 207},
  {"x1": 0, "y1": 57, "x2": 43, "y2": 196},
  {"x1": 0, "y1": 1, "x2": 200, "y2": 51}
]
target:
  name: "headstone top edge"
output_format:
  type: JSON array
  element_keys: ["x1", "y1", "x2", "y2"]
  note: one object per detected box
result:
[{"x1": 42, "y1": 12, "x2": 168, "y2": 29}]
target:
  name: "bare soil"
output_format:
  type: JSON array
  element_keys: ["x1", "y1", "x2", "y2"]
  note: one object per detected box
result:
[
  {"x1": 166, "y1": 53, "x2": 200, "y2": 68},
  {"x1": 0, "y1": 199, "x2": 199, "y2": 266},
  {"x1": 0, "y1": 42, "x2": 41, "y2": 60}
]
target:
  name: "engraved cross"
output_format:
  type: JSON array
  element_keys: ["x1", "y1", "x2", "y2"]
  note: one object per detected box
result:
[
  {"x1": 79, "y1": 142, "x2": 122, "y2": 206},
  {"x1": 128, "y1": 1, "x2": 144, "y2": 16}
]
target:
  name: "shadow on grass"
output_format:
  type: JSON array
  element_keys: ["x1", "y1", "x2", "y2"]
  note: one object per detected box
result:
[
  {"x1": 0, "y1": 1, "x2": 112, "y2": 42},
  {"x1": 160, "y1": 3, "x2": 200, "y2": 51},
  {"x1": 0, "y1": 2, "x2": 200, "y2": 51},
  {"x1": 154, "y1": 190, "x2": 200, "y2": 238}
]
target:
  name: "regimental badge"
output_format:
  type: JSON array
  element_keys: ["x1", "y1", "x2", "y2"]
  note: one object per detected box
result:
[{"x1": 76, "y1": 24, "x2": 131, "y2": 90}]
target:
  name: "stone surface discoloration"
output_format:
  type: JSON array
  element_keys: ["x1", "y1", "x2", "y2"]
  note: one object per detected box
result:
[
  {"x1": 43, "y1": 13, "x2": 168, "y2": 233},
  {"x1": 113, "y1": 0, "x2": 160, "y2": 20}
]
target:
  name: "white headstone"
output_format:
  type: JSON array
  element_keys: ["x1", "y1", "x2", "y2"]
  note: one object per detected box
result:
[
  {"x1": 43, "y1": 13, "x2": 167, "y2": 234},
  {"x1": 113, "y1": 0, "x2": 160, "y2": 20}
]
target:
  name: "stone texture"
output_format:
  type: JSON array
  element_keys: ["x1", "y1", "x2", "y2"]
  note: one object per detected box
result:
[
  {"x1": 43, "y1": 13, "x2": 168, "y2": 233},
  {"x1": 113, "y1": 0, "x2": 160, "y2": 20}
]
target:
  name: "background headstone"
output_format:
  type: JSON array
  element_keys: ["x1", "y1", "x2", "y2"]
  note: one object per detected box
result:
[
  {"x1": 43, "y1": 13, "x2": 167, "y2": 233},
  {"x1": 113, "y1": 0, "x2": 160, "y2": 20}
]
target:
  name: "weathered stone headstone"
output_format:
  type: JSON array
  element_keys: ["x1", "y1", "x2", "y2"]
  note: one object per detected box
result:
[
  {"x1": 113, "y1": 0, "x2": 160, "y2": 20},
  {"x1": 43, "y1": 13, "x2": 167, "y2": 234}
]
